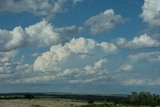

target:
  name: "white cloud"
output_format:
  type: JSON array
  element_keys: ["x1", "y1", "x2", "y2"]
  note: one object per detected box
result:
[
  {"x1": 25, "y1": 20, "x2": 60, "y2": 47},
  {"x1": 16, "y1": 64, "x2": 32, "y2": 73},
  {"x1": 85, "y1": 9, "x2": 125, "y2": 34},
  {"x1": 33, "y1": 37, "x2": 117, "y2": 72},
  {"x1": 141, "y1": 0, "x2": 160, "y2": 29},
  {"x1": 116, "y1": 34, "x2": 160, "y2": 49},
  {"x1": 121, "y1": 77, "x2": 160, "y2": 86},
  {"x1": 84, "y1": 58, "x2": 107, "y2": 73},
  {"x1": 94, "y1": 58, "x2": 107, "y2": 70},
  {"x1": 9, "y1": 35, "x2": 117, "y2": 84},
  {"x1": 30, "y1": 52, "x2": 41, "y2": 58},
  {"x1": 115, "y1": 37, "x2": 127, "y2": 46},
  {"x1": 0, "y1": 50, "x2": 18, "y2": 73},
  {"x1": 3, "y1": 49, "x2": 160, "y2": 86},
  {"x1": 0, "y1": 20, "x2": 82, "y2": 51},
  {"x1": 12, "y1": 58, "x2": 108, "y2": 84},
  {"x1": 125, "y1": 34, "x2": 159, "y2": 48},
  {"x1": 12, "y1": 37, "x2": 116, "y2": 84},
  {"x1": 66, "y1": 37, "x2": 97, "y2": 54},
  {"x1": 100, "y1": 42, "x2": 117, "y2": 53},
  {"x1": 129, "y1": 51, "x2": 160, "y2": 63},
  {"x1": 119, "y1": 64, "x2": 133, "y2": 72},
  {"x1": 0, "y1": 27, "x2": 26, "y2": 51},
  {"x1": 0, "y1": 0, "x2": 84, "y2": 18},
  {"x1": 55, "y1": 26, "x2": 83, "y2": 41},
  {"x1": 121, "y1": 78, "x2": 147, "y2": 86}
]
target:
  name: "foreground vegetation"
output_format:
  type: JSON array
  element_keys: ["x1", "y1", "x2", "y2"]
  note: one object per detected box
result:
[
  {"x1": 82, "y1": 92, "x2": 160, "y2": 107},
  {"x1": 0, "y1": 92, "x2": 160, "y2": 107},
  {"x1": 125, "y1": 92, "x2": 160, "y2": 106},
  {"x1": 81, "y1": 103, "x2": 116, "y2": 107}
]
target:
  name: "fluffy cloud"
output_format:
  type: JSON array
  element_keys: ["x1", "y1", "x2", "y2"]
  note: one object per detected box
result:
[
  {"x1": 115, "y1": 37, "x2": 127, "y2": 46},
  {"x1": 15, "y1": 58, "x2": 108, "y2": 84},
  {"x1": 0, "y1": 50, "x2": 18, "y2": 73},
  {"x1": 83, "y1": 58, "x2": 107, "y2": 74},
  {"x1": 126, "y1": 34, "x2": 159, "y2": 48},
  {"x1": 55, "y1": 25, "x2": 83, "y2": 41},
  {"x1": 116, "y1": 51, "x2": 160, "y2": 86},
  {"x1": 0, "y1": 20, "x2": 82, "y2": 51},
  {"x1": 16, "y1": 64, "x2": 33, "y2": 73},
  {"x1": 129, "y1": 51, "x2": 160, "y2": 63},
  {"x1": 119, "y1": 64, "x2": 133, "y2": 72},
  {"x1": 0, "y1": 0, "x2": 84, "y2": 18},
  {"x1": 25, "y1": 20, "x2": 60, "y2": 47},
  {"x1": 0, "y1": 27, "x2": 26, "y2": 51},
  {"x1": 141, "y1": 0, "x2": 160, "y2": 29},
  {"x1": 33, "y1": 37, "x2": 117, "y2": 72},
  {"x1": 116, "y1": 34, "x2": 160, "y2": 49},
  {"x1": 85, "y1": 9, "x2": 125, "y2": 34},
  {"x1": 6, "y1": 37, "x2": 116, "y2": 84}
]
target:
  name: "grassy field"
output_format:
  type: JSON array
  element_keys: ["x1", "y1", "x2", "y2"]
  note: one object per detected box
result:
[
  {"x1": 1, "y1": 99, "x2": 159, "y2": 107},
  {"x1": 0, "y1": 92, "x2": 160, "y2": 107},
  {"x1": 0, "y1": 98, "x2": 88, "y2": 107}
]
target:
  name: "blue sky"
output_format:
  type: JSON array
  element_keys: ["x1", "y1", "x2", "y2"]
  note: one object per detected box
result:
[{"x1": 0, "y1": 0, "x2": 160, "y2": 94}]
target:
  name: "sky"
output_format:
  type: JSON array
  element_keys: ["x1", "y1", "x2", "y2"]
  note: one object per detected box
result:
[{"x1": 0, "y1": 0, "x2": 160, "y2": 94}]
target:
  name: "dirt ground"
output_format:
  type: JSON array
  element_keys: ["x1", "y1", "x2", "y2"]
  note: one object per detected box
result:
[{"x1": 0, "y1": 99, "x2": 88, "y2": 107}]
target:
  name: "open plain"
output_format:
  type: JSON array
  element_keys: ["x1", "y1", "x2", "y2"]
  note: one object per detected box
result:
[{"x1": 0, "y1": 99, "x2": 87, "y2": 107}]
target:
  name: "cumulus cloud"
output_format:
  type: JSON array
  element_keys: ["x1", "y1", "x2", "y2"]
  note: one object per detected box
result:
[
  {"x1": 125, "y1": 34, "x2": 159, "y2": 48},
  {"x1": 0, "y1": 50, "x2": 18, "y2": 74},
  {"x1": 10, "y1": 58, "x2": 109, "y2": 84},
  {"x1": 0, "y1": 36, "x2": 118, "y2": 84},
  {"x1": 115, "y1": 51, "x2": 160, "y2": 86},
  {"x1": 0, "y1": 20, "x2": 82, "y2": 51},
  {"x1": 141, "y1": 0, "x2": 160, "y2": 29},
  {"x1": 129, "y1": 51, "x2": 160, "y2": 63},
  {"x1": 115, "y1": 37, "x2": 127, "y2": 46},
  {"x1": 4, "y1": 37, "x2": 116, "y2": 84},
  {"x1": 119, "y1": 64, "x2": 133, "y2": 72},
  {"x1": 82, "y1": 58, "x2": 107, "y2": 74},
  {"x1": 55, "y1": 25, "x2": 83, "y2": 41},
  {"x1": 0, "y1": 0, "x2": 84, "y2": 18},
  {"x1": 16, "y1": 64, "x2": 32, "y2": 73},
  {"x1": 116, "y1": 34, "x2": 160, "y2": 49},
  {"x1": 0, "y1": 27, "x2": 26, "y2": 51},
  {"x1": 19, "y1": 37, "x2": 117, "y2": 84},
  {"x1": 85, "y1": 9, "x2": 125, "y2": 34},
  {"x1": 25, "y1": 20, "x2": 60, "y2": 47},
  {"x1": 9, "y1": 37, "x2": 115, "y2": 84},
  {"x1": 33, "y1": 37, "x2": 117, "y2": 72}
]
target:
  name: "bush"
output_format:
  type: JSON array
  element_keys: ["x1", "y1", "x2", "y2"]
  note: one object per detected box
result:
[
  {"x1": 87, "y1": 99, "x2": 94, "y2": 104},
  {"x1": 125, "y1": 92, "x2": 160, "y2": 106}
]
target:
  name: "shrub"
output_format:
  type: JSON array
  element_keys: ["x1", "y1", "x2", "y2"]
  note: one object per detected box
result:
[{"x1": 87, "y1": 99, "x2": 94, "y2": 104}]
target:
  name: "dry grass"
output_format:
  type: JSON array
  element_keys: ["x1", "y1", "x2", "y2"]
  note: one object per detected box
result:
[{"x1": 0, "y1": 98, "x2": 87, "y2": 107}]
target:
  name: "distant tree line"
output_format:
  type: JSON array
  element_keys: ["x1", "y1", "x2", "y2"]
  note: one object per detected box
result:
[
  {"x1": 0, "y1": 91, "x2": 160, "y2": 106},
  {"x1": 24, "y1": 94, "x2": 35, "y2": 99}
]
